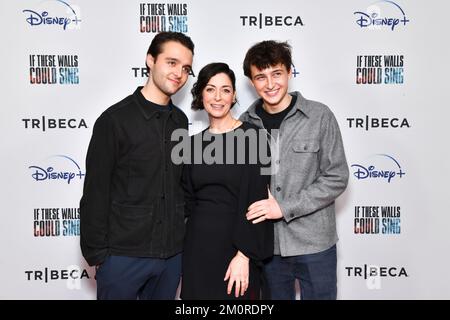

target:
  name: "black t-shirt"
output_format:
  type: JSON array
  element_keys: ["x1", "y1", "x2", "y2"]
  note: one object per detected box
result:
[
  {"x1": 136, "y1": 89, "x2": 174, "y2": 112},
  {"x1": 255, "y1": 94, "x2": 297, "y2": 133}
]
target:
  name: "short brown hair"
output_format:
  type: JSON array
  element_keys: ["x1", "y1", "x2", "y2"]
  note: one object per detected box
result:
[
  {"x1": 147, "y1": 31, "x2": 194, "y2": 59},
  {"x1": 146, "y1": 32, "x2": 194, "y2": 72},
  {"x1": 243, "y1": 40, "x2": 292, "y2": 78}
]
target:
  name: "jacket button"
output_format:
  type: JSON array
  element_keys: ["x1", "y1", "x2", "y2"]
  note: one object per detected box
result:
[
  {"x1": 275, "y1": 160, "x2": 280, "y2": 164},
  {"x1": 276, "y1": 187, "x2": 281, "y2": 192},
  {"x1": 161, "y1": 194, "x2": 165, "y2": 199},
  {"x1": 156, "y1": 112, "x2": 161, "y2": 119},
  {"x1": 290, "y1": 213, "x2": 294, "y2": 218}
]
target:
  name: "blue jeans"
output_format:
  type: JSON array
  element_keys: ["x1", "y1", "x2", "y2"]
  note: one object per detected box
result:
[
  {"x1": 96, "y1": 254, "x2": 181, "y2": 300},
  {"x1": 264, "y1": 245, "x2": 337, "y2": 300}
]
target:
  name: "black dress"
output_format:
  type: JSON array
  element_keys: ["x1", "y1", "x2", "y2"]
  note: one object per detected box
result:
[{"x1": 180, "y1": 122, "x2": 273, "y2": 300}]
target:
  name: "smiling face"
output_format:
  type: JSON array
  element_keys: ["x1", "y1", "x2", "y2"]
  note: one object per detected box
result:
[
  {"x1": 249, "y1": 63, "x2": 292, "y2": 113},
  {"x1": 202, "y1": 72, "x2": 236, "y2": 120},
  {"x1": 146, "y1": 40, "x2": 193, "y2": 102}
]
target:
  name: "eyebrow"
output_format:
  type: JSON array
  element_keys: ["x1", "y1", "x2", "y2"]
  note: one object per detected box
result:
[
  {"x1": 206, "y1": 84, "x2": 232, "y2": 88},
  {"x1": 253, "y1": 68, "x2": 284, "y2": 78},
  {"x1": 165, "y1": 57, "x2": 192, "y2": 69}
]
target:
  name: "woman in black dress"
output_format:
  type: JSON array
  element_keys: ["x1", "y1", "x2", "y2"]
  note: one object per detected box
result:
[{"x1": 180, "y1": 63, "x2": 273, "y2": 300}]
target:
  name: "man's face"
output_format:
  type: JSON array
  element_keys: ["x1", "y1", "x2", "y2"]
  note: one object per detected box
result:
[
  {"x1": 147, "y1": 41, "x2": 193, "y2": 99},
  {"x1": 249, "y1": 63, "x2": 291, "y2": 112}
]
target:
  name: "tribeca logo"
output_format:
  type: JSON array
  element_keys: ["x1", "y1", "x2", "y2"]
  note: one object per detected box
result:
[
  {"x1": 345, "y1": 264, "x2": 408, "y2": 290},
  {"x1": 345, "y1": 264, "x2": 408, "y2": 278},
  {"x1": 22, "y1": 117, "x2": 87, "y2": 132},
  {"x1": 351, "y1": 154, "x2": 405, "y2": 183},
  {"x1": 354, "y1": 0, "x2": 410, "y2": 31},
  {"x1": 240, "y1": 13, "x2": 304, "y2": 29},
  {"x1": 22, "y1": 0, "x2": 82, "y2": 30},
  {"x1": 25, "y1": 266, "x2": 91, "y2": 290},
  {"x1": 346, "y1": 116, "x2": 410, "y2": 131},
  {"x1": 132, "y1": 66, "x2": 196, "y2": 78},
  {"x1": 28, "y1": 155, "x2": 85, "y2": 184}
]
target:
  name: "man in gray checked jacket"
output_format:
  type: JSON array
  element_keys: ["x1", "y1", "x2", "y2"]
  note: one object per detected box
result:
[{"x1": 240, "y1": 40, "x2": 349, "y2": 300}]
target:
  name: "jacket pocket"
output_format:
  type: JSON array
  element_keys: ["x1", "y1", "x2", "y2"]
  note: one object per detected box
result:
[
  {"x1": 292, "y1": 139, "x2": 320, "y2": 153},
  {"x1": 288, "y1": 139, "x2": 320, "y2": 175},
  {"x1": 109, "y1": 202, "x2": 154, "y2": 250}
]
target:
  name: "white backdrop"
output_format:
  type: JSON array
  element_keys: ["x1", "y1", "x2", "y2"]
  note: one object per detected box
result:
[{"x1": 1, "y1": 0, "x2": 449, "y2": 300}]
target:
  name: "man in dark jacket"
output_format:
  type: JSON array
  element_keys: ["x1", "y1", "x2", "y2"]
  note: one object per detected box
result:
[{"x1": 80, "y1": 31, "x2": 194, "y2": 300}]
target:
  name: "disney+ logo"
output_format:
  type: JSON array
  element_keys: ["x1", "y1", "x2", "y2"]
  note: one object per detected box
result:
[
  {"x1": 351, "y1": 154, "x2": 405, "y2": 183},
  {"x1": 28, "y1": 155, "x2": 85, "y2": 184},
  {"x1": 22, "y1": 0, "x2": 81, "y2": 30},
  {"x1": 354, "y1": 0, "x2": 410, "y2": 31}
]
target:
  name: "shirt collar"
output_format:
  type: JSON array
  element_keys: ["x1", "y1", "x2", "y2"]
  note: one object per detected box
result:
[
  {"x1": 291, "y1": 91, "x2": 311, "y2": 118},
  {"x1": 247, "y1": 91, "x2": 311, "y2": 120},
  {"x1": 133, "y1": 86, "x2": 182, "y2": 124}
]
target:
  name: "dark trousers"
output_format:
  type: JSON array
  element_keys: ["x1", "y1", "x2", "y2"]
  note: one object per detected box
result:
[
  {"x1": 96, "y1": 254, "x2": 181, "y2": 300},
  {"x1": 264, "y1": 245, "x2": 337, "y2": 300}
]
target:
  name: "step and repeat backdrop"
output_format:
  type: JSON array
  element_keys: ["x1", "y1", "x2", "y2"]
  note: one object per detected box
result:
[{"x1": 1, "y1": 0, "x2": 449, "y2": 299}]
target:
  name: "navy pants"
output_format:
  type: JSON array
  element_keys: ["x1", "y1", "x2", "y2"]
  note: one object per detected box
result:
[
  {"x1": 95, "y1": 254, "x2": 181, "y2": 300},
  {"x1": 264, "y1": 245, "x2": 337, "y2": 300}
]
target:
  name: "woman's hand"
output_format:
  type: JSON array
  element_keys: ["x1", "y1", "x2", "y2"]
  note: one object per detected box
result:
[{"x1": 224, "y1": 251, "x2": 249, "y2": 297}]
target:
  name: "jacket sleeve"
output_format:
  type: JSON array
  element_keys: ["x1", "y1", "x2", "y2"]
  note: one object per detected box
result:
[
  {"x1": 181, "y1": 163, "x2": 196, "y2": 218},
  {"x1": 79, "y1": 112, "x2": 117, "y2": 266},
  {"x1": 232, "y1": 134, "x2": 273, "y2": 261},
  {"x1": 279, "y1": 111, "x2": 349, "y2": 222}
]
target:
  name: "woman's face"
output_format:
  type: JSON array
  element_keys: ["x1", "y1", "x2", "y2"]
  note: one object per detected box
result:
[{"x1": 202, "y1": 72, "x2": 236, "y2": 119}]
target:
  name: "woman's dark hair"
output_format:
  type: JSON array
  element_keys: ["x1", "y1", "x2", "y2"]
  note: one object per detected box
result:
[{"x1": 191, "y1": 62, "x2": 236, "y2": 110}]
